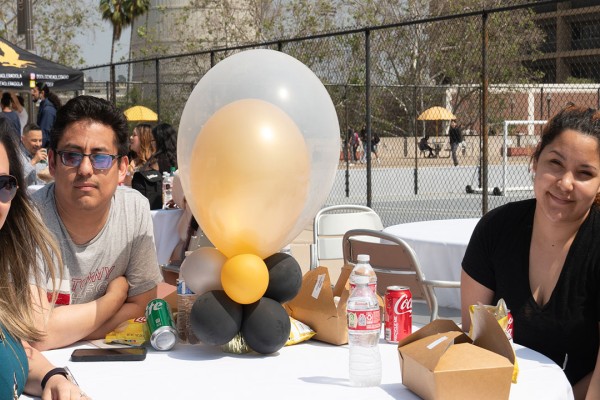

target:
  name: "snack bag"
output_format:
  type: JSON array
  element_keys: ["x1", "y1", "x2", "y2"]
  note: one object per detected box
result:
[
  {"x1": 286, "y1": 317, "x2": 316, "y2": 346},
  {"x1": 469, "y1": 298, "x2": 513, "y2": 341},
  {"x1": 469, "y1": 299, "x2": 519, "y2": 383},
  {"x1": 105, "y1": 316, "x2": 150, "y2": 346}
]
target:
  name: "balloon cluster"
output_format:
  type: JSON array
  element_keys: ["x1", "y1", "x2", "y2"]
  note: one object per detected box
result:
[
  {"x1": 183, "y1": 251, "x2": 302, "y2": 354},
  {"x1": 176, "y1": 49, "x2": 340, "y2": 354}
]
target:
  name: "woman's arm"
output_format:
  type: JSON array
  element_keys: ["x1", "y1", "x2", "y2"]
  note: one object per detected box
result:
[
  {"x1": 22, "y1": 341, "x2": 84, "y2": 399},
  {"x1": 460, "y1": 269, "x2": 494, "y2": 332}
]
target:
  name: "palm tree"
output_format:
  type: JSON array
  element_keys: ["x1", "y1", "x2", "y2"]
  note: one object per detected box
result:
[{"x1": 100, "y1": 0, "x2": 150, "y2": 104}]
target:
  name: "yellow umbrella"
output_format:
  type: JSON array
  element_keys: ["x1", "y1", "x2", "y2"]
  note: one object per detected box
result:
[
  {"x1": 418, "y1": 106, "x2": 456, "y2": 137},
  {"x1": 124, "y1": 105, "x2": 158, "y2": 122}
]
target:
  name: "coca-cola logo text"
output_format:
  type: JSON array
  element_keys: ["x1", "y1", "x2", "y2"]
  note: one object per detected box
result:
[{"x1": 394, "y1": 294, "x2": 412, "y2": 315}]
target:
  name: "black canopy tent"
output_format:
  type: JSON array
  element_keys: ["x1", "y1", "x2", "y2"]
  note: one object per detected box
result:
[{"x1": 0, "y1": 37, "x2": 83, "y2": 91}]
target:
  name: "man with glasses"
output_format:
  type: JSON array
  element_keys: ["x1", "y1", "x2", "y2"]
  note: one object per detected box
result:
[{"x1": 31, "y1": 96, "x2": 163, "y2": 350}]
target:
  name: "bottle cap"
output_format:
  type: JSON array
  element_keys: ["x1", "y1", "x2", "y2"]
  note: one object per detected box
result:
[
  {"x1": 357, "y1": 254, "x2": 370, "y2": 263},
  {"x1": 353, "y1": 275, "x2": 369, "y2": 285}
]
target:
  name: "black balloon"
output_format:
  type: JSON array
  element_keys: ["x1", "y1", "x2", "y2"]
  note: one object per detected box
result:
[
  {"x1": 242, "y1": 297, "x2": 291, "y2": 354},
  {"x1": 263, "y1": 253, "x2": 302, "y2": 303},
  {"x1": 190, "y1": 290, "x2": 243, "y2": 346}
]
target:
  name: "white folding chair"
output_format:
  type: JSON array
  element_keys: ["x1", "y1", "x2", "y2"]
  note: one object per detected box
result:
[
  {"x1": 310, "y1": 205, "x2": 383, "y2": 270},
  {"x1": 342, "y1": 228, "x2": 460, "y2": 321}
]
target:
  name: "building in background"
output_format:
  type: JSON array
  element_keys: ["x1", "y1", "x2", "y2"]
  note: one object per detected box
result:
[{"x1": 530, "y1": 0, "x2": 600, "y2": 83}]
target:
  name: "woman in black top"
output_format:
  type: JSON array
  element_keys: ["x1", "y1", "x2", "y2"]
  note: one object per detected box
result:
[{"x1": 462, "y1": 105, "x2": 600, "y2": 399}]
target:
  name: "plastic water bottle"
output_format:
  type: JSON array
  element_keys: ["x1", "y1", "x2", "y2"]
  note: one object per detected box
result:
[
  {"x1": 162, "y1": 172, "x2": 173, "y2": 208},
  {"x1": 349, "y1": 254, "x2": 377, "y2": 294},
  {"x1": 347, "y1": 274, "x2": 382, "y2": 387}
]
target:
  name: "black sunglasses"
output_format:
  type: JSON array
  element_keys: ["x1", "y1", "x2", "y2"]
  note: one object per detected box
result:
[
  {"x1": 57, "y1": 151, "x2": 120, "y2": 170},
  {"x1": 0, "y1": 175, "x2": 18, "y2": 203}
]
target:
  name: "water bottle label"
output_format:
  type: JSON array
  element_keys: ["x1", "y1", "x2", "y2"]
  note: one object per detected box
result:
[{"x1": 347, "y1": 309, "x2": 380, "y2": 331}]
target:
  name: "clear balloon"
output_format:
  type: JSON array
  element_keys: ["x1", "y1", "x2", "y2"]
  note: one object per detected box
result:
[
  {"x1": 179, "y1": 247, "x2": 226, "y2": 295},
  {"x1": 221, "y1": 254, "x2": 269, "y2": 305},
  {"x1": 188, "y1": 99, "x2": 309, "y2": 258},
  {"x1": 178, "y1": 49, "x2": 340, "y2": 249}
]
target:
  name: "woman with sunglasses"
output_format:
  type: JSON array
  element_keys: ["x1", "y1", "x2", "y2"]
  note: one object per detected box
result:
[{"x1": 0, "y1": 119, "x2": 86, "y2": 398}]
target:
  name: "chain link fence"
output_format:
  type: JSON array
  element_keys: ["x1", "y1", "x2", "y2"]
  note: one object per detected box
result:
[{"x1": 80, "y1": 0, "x2": 600, "y2": 227}]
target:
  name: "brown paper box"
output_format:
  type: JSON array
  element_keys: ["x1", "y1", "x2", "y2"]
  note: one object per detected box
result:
[
  {"x1": 398, "y1": 309, "x2": 515, "y2": 400},
  {"x1": 286, "y1": 265, "x2": 351, "y2": 345}
]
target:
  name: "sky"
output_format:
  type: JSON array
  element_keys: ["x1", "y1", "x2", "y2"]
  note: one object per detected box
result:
[{"x1": 74, "y1": 0, "x2": 131, "y2": 68}]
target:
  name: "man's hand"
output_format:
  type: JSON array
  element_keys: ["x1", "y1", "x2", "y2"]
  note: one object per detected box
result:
[{"x1": 32, "y1": 148, "x2": 48, "y2": 165}]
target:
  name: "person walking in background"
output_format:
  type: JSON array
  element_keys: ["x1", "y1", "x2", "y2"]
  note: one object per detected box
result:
[
  {"x1": 359, "y1": 127, "x2": 368, "y2": 163},
  {"x1": 350, "y1": 129, "x2": 360, "y2": 163},
  {"x1": 449, "y1": 119, "x2": 463, "y2": 166},
  {"x1": 1, "y1": 92, "x2": 21, "y2": 138},
  {"x1": 371, "y1": 130, "x2": 381, "y2": 163},
  {"x1": 150, "y1": 122, "x2": 178, "y2": 173},
  {"x1": 10, "y1": 92, "x2": 28, "y2": 135},
  {"x1": 31, "y1": 82, "x2": 61, "y2": 148}
]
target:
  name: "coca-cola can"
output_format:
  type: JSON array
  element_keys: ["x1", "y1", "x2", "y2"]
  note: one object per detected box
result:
[
  {"x1": 505, "y1": 311, "x2": 514, "y2": 341},
  {"x1": 384, "y1": 286, "x2": 412, "y2": 343}
]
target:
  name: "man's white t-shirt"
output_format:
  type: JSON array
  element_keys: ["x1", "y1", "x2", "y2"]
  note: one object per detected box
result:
[{"x1": 32, "y1": 184, "x2": 163, "y2": 304}]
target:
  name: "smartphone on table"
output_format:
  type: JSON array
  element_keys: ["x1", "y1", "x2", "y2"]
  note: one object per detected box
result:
[{"x1": 71, "y1": 347, "x2": 147, "y2": 362}]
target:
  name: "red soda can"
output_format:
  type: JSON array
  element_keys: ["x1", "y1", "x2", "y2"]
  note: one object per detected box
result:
[
  {"x1": 384, "y1": 286, "x2": 412, "y2": 343},
  {"x1": 505, "y1": 311, "x2": 514, "y2": 341}
]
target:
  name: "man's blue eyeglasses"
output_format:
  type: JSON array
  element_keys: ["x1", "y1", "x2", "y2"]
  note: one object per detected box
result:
[{"x1": 57, "y1": 151, "x2": 120, "y2": 170}]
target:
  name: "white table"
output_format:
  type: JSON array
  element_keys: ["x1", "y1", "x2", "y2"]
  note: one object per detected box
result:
[
  {"x1": 24, "y1": 333, "x2": 572, "y2": 399},
  {"x1": 151, "y1": 208, "x2": 184, "y2": 265},
  {"x1": 383, "y1": 218, "x2": 480, "y2": 310}
]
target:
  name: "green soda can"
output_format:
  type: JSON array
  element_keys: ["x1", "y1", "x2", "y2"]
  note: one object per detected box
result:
[{"x1": 145, "y1": 298, "x2": 177, "y2": 350}]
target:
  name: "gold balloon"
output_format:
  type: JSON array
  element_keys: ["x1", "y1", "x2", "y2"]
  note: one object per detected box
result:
[
  {"x1": 189, "y1": 99, "x2": 310, "y2": 258},
  {"x1": 221, "y1": 254, "x2": 269, "y2": 304}
]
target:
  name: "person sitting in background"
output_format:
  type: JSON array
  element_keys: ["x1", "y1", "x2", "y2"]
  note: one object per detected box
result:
[
  {"x1": 0, "y1": 118, "x2": 86, "y2": 399},
  {"x1": 10, "y1": 92, "x2": 28, "y2": 135},
  {"x1": 19, "y1": 123, "x2": 49, "y2": 186},
  {"x1": 419, "y1": 135, "x2": 435, "y2": 157},
  {"x1": 124, "y1": 123, "x2": 156, "y2": 186},
  {"x1": 31, "y1": 95, "x2": 163, "y2": 350},
  {"x1": 1, "y1": 92, "x2": 21, "y2": 138},
  {"x1": 461, "y1": 105, "x2": 600, "y2": 399},
  {"x1": 150, "y1": 122, "x2": 178, "y2": 174}
]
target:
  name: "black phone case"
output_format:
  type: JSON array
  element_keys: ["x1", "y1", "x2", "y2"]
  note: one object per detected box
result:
[{"x1": 71, "y1": 347, "x2": 147, "y2": 362}]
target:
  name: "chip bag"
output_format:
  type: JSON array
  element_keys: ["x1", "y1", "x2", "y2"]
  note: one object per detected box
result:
[
  {"x1": 105, "y1": 316, "x2": 150, "y2": 346},
  {"x1": 286, "y1": 317, "x2": 316, "y2": 346},
  {"x1": 469, "y1": 299, "x2": 519, "y2": 383}
]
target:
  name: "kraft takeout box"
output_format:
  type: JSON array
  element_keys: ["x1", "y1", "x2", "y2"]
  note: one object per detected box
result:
[
  {"x1": 285, "y1": 265, "x2": 351, "y2": 345},
  {"x1": 397, "y1": 308, "x2": 515, "y2": 400}
]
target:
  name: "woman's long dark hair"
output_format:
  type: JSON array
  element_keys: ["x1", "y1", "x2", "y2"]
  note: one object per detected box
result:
[{"x1": 150, "y1": 123, "x2": 178, "y2": 171}]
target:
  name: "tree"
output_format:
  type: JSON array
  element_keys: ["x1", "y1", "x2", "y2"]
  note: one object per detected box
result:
[
  {"x1": 0, "y1": 0, "x2": 92, "y2": 67},
  {"x1": 100, "y1": 0, "x2": 150, "y2": 103}
]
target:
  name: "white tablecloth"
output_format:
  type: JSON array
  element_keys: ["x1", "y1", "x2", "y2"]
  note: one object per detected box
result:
[
  {"x1": 151, "y1": 209, "x2": 184, "y2": 265},
  {"x1": 383, "y1": 218, "x2": 480, "y2": 310},
  {"x1": 24, "y1": 334, "x2": 572, "y2": 399}
]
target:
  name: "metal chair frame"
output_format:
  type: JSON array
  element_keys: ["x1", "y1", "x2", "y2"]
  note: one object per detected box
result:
[
  {"x1": 310, "y1": 205, "x2": 383, "y2": 270},
  {"x1": 342, "y1": 228, "x2": 460, "y2": 321}
]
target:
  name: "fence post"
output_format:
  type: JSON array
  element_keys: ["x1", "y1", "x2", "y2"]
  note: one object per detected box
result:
[
  {"x1": 155, "y1": 59, "x2": 161, "y2": 121},
  {"x1": 481, "y1": 11, "x2": 489, "y2": 214},
  {"x1": 365, "y1": 28, "x2": 372, "y2": 208}
]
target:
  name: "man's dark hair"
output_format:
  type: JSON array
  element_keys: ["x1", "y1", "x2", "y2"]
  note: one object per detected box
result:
[
  {"x1": 50, "y1": 95, "x2": 129, "y2": 156},
  {"x1": 23, "y1": 122, "x2": 41, "y2": 136},
  {"x1": 35, "y1": 82, "x2": 49, "y2": 96},
  {"x1": 1, "y1": 92, "x2": 11, "y2": 108}
]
